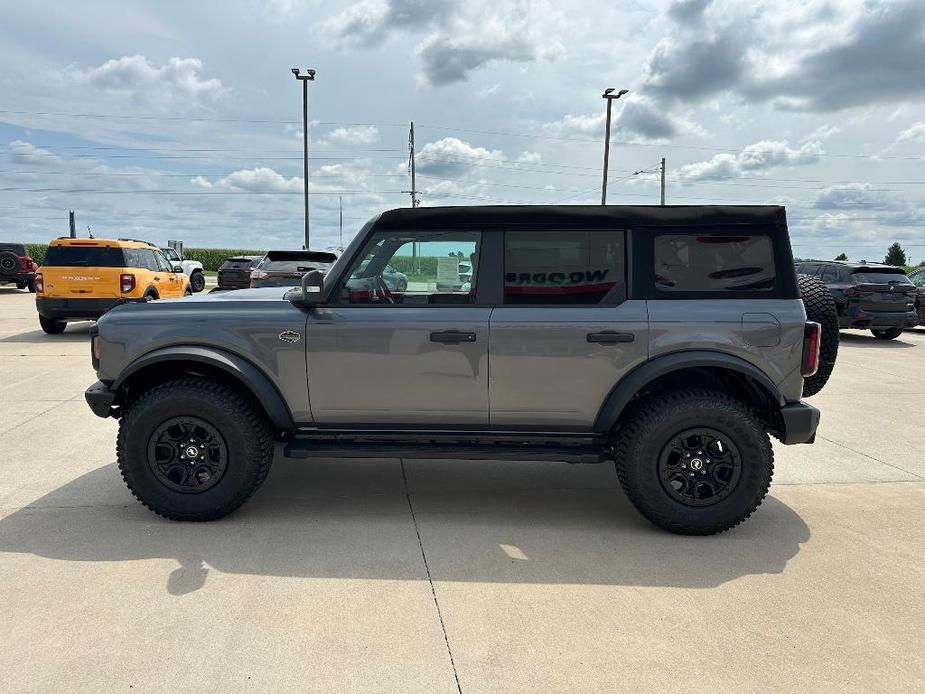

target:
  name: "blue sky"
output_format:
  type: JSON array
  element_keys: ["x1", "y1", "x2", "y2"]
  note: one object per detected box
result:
[{"x1": 1, "y1": 0, "x2": 924, "y2": 263}]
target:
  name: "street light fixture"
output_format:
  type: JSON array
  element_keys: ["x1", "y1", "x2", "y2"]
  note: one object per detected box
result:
[
  {"x1": 292, "y1": 67, "x2": 316, "y2": 250},
  {"x1": 601, "y1": 87, "x2": 629, "y2": 205}
]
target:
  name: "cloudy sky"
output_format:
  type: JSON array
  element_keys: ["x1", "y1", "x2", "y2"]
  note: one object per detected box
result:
[{"x1": 1, "y1": 0, "x2": 924, "y2": 262}]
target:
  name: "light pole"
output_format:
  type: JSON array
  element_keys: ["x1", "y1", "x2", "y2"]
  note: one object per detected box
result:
[
  {"x1": 600, "y1": 87, "x2": 628, "y2": 205},
  {"x1": 291, "y1": 67, "x2": 316, "y2": 250}
]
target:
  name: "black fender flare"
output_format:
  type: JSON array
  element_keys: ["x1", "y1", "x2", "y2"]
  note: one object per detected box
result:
[
  {"x1": 113, "y1": 345, "x2": 294, "y2": 429},
  {"x1": 593, "y1": 350, "x2": 785, "y2": 433},
  {"x1": 142, "y1": 285, "x2": 159, "y2": 300}
]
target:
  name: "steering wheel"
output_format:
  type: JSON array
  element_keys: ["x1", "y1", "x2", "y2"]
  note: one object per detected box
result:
[{"x1": 375, "y1": 276, "x2": 395, "y2": 304}]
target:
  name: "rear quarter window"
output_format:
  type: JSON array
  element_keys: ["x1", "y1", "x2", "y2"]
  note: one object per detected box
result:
[
  {"x1": 43, "y1": 246, "x2": 125, "y2": 267},
  {"x1": 654, "y1": 233, "x2": 776, "y2": 292}
]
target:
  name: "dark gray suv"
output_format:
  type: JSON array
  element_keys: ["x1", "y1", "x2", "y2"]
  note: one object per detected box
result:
[{"x1": 85, "y1": 205, "x2": 824, "y2": 535}]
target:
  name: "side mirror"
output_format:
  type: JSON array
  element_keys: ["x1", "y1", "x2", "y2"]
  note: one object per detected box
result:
[
  {"x1": 292, "y1": 269, "x2": 325, "y2": 307},
  {"x1": 172, "y1": 264, "x2": 184, "y2": 273}
]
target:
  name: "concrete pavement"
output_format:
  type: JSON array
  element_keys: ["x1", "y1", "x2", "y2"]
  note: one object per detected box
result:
[{"x1": 0, "y1": 288, "x2": 922, "y2": 693}]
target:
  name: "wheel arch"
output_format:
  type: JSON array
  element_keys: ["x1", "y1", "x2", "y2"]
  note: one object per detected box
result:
[
  {"x1": 593, "y1": 350, "x2": 786, "y2": 434},
  {"x1": 113, "y1": 345, "x2": 294, "y2": 430}
]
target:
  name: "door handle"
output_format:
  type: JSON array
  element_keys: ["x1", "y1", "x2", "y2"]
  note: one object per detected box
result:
[
  {"x1": 587, "y1": 331, "x2": 635, "y2": 344},
  {"x1": 154, "y1": 276, "x2": 161, "y2": 281},
  {"x1": 430, "y1": 330, "x2": 477, "y2": 344}
]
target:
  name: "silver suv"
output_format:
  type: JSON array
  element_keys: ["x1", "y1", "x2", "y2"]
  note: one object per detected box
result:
[{"x1": 85, "y1": 205, "x2": 823, "y2": 535}]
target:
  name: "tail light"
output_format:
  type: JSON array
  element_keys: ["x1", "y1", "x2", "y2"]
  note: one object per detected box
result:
[
  {"x1": 34, "y1": 272, "x2": 44, "y2": 293},
  {"x1": 20, "y1": 255, "x2": 34, "y2": 271},
  {"x1": 120, "y1": 273, "x2": 136, "y2": 294},
  {"x1": 802, "y1": 321, "x2": 821, "y2": 377}
]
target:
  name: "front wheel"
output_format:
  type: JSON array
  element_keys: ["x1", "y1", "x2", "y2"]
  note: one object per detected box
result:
[
  {"x1": 871, "y1": 327, "x2": 902, "y2": 340},
  {"x1": 190, "y1": 271, "x2": 206, "y2": 293},
  {"x1": 117, "y1": 378, "x2": 275, "y2": 520},
  {"x1": 39, "y1": 315, "x2": 67, "y2": 334},
  {"x1": 612, "y1": 389, "x2": 774, "y2": 535}
]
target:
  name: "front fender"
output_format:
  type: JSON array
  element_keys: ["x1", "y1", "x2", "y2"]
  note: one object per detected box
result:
[{"x1": 113, "y1": 344, "x2": 294, "y2": 429}]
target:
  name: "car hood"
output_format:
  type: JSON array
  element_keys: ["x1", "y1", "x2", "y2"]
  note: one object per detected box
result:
[{"x1": 169, "y1": 286, "x2": 292, "y2": 303}]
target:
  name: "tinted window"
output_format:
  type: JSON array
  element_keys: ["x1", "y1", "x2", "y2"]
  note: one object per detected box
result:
[
  {"x1": 153, "y1": 250, "x2": 172, "y2": 272},
  {"x1": 339, "y1": 231, "x2": 481, "y2": 305},
  {"x1": 851, "y1": 270, "x2": 912, "y2": 285},
  {"x1": 123, "y1": 248, "x2": 160, "y2": 271},
  {"x1": 44, "y1": 246, "x2": 125, "y2": 267},
  {"x1": 819, "y1": 266, "x2": 839, "y2": 282},
  {"x1": 654, "y1": 234, "x2": 775, "y2": 292},
  {"x1": 504, "y1": 230, "x2": 624, "y2": 305}
]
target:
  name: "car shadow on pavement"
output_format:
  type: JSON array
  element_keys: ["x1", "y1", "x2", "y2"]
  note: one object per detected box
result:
[
  {"x1": 0, "y1": 458, "x2": 810, "y2": 595},
  {"x1": 0, "y1": 324, "x2": 91, "y2": 342},
  {"x1": 838, "y1": 331, "x2": 915, "y2": 347}
]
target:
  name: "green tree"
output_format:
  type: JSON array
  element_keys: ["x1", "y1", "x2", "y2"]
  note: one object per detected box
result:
[
  {"x1": 834, "y1": 252, "x2": 848, "y2": 261},
  {"x1": 884, "y1": 242, "x2": 906, "y2": 266}
]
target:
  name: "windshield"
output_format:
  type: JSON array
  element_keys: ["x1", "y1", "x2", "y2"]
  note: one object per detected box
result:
[{"x1": 44, "y1": 246, "x2": 125, "y2": 267}]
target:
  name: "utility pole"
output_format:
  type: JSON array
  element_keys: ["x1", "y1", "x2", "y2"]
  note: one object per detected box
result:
[
  {"x1": 68, "y1": 210, "x2": 76, "y2": 238},
  {"x1": 660, "y1": 157, "x2": 666, "y2": 206},
  {"x1": 403, "y1": 121, "x2": 421, "y2": 270},
  {"x1": 291, "y1": 67, "x2": 316, "y2": 250},
  {"x1": 600, "y1": 88, "x2": 629, "y2": 205},
  {"x1": 339, "y1": 195, "x2": 343, "y2": 250}
]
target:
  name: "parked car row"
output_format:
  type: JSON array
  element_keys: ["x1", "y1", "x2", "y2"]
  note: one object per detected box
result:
[{"x1": 795, "y1": 260, "x2": 920, "y2": 340}]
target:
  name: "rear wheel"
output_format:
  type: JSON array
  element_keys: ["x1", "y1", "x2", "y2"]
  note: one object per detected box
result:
[
  {"x1": 190, "y1": 271, "x2": 206, "y2": 293},
  {"x1": 613, "y1": 389, "x2": 773, "y2": 535},
  {"x1": 117, "y1": 378, "x2": 274, "y2": 520},
  {"x1": 798, "y1": 275, "x2": 839, "y2": 397},
  {"x1": 27, "y1": 277, "x2": 36, "y2": 293},
  {"x1": 39, "y1": 315, "x2": 67, "y2": 334},
  {"x1": 872, "y1": 327, "x2": 902, "y2": 340}
]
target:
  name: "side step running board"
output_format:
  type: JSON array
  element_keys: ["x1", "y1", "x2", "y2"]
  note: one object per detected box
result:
[{"x1": 283, "y1": 440, "x2": 608, "y2": 464}]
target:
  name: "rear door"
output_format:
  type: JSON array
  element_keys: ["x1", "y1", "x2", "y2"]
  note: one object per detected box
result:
[
  {"x1": 488, "y1": 229, "x2": 648, "y2": 428},
  {"x1": 39, "y1": 243, "x2": 126, "y2": 299},
  {"x1": 152, "y1": 249, "x2": 183, "y2": 297}
]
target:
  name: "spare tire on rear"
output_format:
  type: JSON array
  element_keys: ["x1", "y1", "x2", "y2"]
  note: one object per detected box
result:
[{"x1": 798, "y1": 274, "x2": 838, "y2": 397}]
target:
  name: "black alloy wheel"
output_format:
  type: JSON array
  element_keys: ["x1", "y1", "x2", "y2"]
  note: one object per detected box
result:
[
  {"x1": 657, "y1": 428, "x2": 742, "y2": 507},
  {"x1": 147, "y1": 416, "x2": 229, "y2": 493}
]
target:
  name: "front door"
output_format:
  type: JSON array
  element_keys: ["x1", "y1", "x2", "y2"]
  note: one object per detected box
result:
[
  {"x1": 489, "y1": 229, "x2": 648, "y2": 428},
  {"x1": 306, "y1": 230, "x2": 490, "y2": 425}
]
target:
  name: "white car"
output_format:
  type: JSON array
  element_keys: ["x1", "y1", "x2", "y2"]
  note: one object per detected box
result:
[{"x1": 162, "y1": 247, "x2": 206, "y2": 292}]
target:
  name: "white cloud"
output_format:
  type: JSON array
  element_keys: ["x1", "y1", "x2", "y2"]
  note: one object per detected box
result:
[
  {"x1": 415, "y1": 137, "x2": 503, "y2": 175},
  {"x1": 192, "y1": 167, "x2": 302, "y2": 193},
  {"x1": 517, "y1": 151, "x2": 542, "y2": 164},
  {"x1": 678, "y1": 140, "x2": 823, "y2": 181},
  {"x1": 896, "y1": 122, "x2": 925, "y2": 143},
  {"x1": 814, "y1": 183, "x2": 889, "y2": 210},
  {"x1": 8, "y1": 140, "x2": 62, "y2": 167},
  {"x1": 60, "y1": 55, "x2": 225, "y2": 109},
  {"x1": 318, "y1": 125, "x2": 380, "y2": 146}
]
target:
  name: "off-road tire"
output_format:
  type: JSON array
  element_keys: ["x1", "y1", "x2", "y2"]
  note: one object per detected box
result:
[
  {"x1": 612, "y1": 389, "x2": 774, "y2": 535},
  {"x1": 143, "y1": 290, "x2": 158, "y2": 302},
  {"x1": 0, "y1": 250, "x2": 19, "y2": 276},
  {"x1": 798, "y1": 274, "x2": 838, "y2": 397},
  {"x1": 27, "y1": 277, "x2": 36, "y2": 293},
  {"x1": 184, "y1": 287, "x2": 193, "y2": 296},
  {"x1": 871, "y1": 327, "x2": 902, "y2": 340},
  {"x1": 190, "y1": 271, "x2": 206, "y2": 293},
  {"x1": 117, "y1": 378, "x2": 274, "y2": 521},
  {"x1": 39, "y1": 315, "x2": 67, "y2": 334}
]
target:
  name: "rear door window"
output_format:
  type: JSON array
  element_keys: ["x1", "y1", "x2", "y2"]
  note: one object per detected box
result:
[
  {"x1": 654, "y1": 234, "x2": 776, "y2": 292},
  {"x1": 503, "y1": 230, "x2": 625, "y2": 305},
  {"x1": 44, "y1": 246, "x2": 125, "y2": 267}
]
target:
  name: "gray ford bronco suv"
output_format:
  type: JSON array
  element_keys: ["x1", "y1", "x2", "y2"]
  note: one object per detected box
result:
[{"x1": 85, "y1": 205, "x2": 825, "y2": 535}]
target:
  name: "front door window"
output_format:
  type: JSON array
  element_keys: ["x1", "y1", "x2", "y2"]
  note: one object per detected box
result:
[{"x1": 337, "y1": 231, "x2": 481, "y2": 305}]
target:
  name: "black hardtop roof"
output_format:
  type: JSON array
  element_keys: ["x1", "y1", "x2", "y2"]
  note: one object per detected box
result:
[{"x1": 374, "y1": 205, "x2": 787, "y2": 230}]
